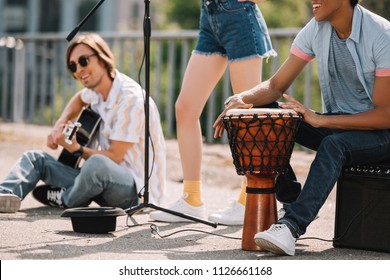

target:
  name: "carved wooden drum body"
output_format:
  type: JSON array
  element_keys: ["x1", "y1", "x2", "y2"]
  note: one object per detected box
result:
[{"x1": 223, "y1": 108, "x2": 302, "y2": 251}]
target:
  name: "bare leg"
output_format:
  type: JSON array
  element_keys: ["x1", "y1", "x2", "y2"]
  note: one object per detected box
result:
[
  {"x1": 229, "y1": 57, "x2": 263, "y2": 205},
  {"x1": 148, "y1": 53, "x2": 228, "y2": 223},
  {"x1": 229, "y1": 57, "x2": 263, "y2": 93},
  {"x1": 149, "y1": 55, "x2": 264, "y2": 223},
  {"x1": 177, "y1": 56, "x2": 263, "y2": 180},
  {"x1": 176, "y1": 53, "x2": 228, "y2": 205}
]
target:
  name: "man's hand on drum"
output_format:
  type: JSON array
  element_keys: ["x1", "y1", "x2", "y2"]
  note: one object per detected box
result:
[
  {"x1": 213, "y1": 95, "x2": 253, "y2": 138},
  {"x1": 280, "y1": 93, "x2": 322, "y2": 128}
]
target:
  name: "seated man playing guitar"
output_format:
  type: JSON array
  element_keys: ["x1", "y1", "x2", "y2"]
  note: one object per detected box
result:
[{"x1": 0, "y1": 33, "x2": 166, "y2": 213}]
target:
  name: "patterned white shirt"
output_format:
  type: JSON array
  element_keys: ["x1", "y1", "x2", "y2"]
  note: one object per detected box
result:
[{"x1": 80, "y1": 70, "x2": 166, "y2": 204}]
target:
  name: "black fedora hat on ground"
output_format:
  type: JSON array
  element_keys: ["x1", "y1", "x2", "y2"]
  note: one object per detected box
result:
[{"x1": 61, "y1": 207, "x2": 126, "y2": 234}]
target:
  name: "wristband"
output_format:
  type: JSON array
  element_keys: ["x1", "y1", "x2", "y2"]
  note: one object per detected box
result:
[{"x1": 72, "y1": 145, "x2": 84, "y2": 157}]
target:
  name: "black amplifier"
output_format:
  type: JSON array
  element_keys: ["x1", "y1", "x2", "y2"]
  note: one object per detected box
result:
[{"x1": 333, "y1": 161, "x2": 390, "y2": 252}]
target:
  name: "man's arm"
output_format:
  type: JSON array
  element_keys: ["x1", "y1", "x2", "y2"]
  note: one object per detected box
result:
[
  {"x1": 47, "y1": 91, "x2": 86, "y2": 150},
  {"x1": 282, "y1": 76, "x2": 390, "y2": 130},
  {"x1": 76, "y1": 140, "x2": 132, "y2": 164},
  {"x1": 214, "y1": 54, "x2": 308, "y2": 138},
  {"x1": 53, "y1": 92, "x2": 134, "y2": 164},
  {"x1": 242, "y1": 54, "x2": 309, "y2": 106},
  {"x1": 55, "y1": 91, "x2": 86, "y2": 126}
]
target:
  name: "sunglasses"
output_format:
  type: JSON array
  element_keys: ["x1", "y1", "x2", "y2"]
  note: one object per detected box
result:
[{"x1": 68, "y1": 54, "x2": 96, "y2": 73}]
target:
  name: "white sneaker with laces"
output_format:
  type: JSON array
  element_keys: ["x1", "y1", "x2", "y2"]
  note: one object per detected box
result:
[
  {"x1": 47, "y1": 188, "x2": 65, "y2": 208},
  {"x1": 254, "y1": 223, "x2": 296, "y2": 256},
  {"x1": 208, "y1": 200, "x2": 245, "y2": 225},
  {"x1": 149, "y1": 194, "x2": 206, "y2": 222},
  {"x1": 0, "y1": 193, "x2": 21, "y2": 213}
]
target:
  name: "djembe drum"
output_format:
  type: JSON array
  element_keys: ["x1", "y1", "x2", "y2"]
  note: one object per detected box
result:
[{"x1": 223, "y1": 108, "x2": 302, "y2": 251}]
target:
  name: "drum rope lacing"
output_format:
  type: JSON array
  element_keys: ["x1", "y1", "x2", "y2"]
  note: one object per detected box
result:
[{"x1": 222, "y1": 112, "x2": 302, "y2": 176}]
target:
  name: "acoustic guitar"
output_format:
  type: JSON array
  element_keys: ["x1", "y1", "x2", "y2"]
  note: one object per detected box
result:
[{"x1": 58, "y1": 107, "x2": 101, "y2": 168}]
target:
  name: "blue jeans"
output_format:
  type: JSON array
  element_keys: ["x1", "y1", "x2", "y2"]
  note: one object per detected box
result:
[
  {"x1": 0, "y1": 151, "x2": 138, "y2": 209},
  {"x1": 276, "y1": 120, "x2": 390, "y2": 236},
  {"x1": 195, "y1": 0, "x2": 276, "y2": 61}
]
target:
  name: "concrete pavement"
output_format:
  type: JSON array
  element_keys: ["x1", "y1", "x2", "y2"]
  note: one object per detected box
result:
[{"x1": 0, "y1": 122, "x2": 389, "y2": 261}]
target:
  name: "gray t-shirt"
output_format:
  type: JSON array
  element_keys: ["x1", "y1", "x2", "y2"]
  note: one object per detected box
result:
[{"x1": 327, "y1": 28, "x2": 372, "y2": 114}]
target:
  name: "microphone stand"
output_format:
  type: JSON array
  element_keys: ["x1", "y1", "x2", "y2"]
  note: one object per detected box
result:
[
  {"x1": 66, "y1": 0, "x2": 106, "y2": 42},
  {"x1": 66, "y1": 0, "x2": 217, "y2": 228}
]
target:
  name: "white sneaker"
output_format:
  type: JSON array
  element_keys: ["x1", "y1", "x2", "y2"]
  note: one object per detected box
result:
[
  {"x1": 0, "y1": 193, "x2": 21, "y2": 213},
  {"x1": 208, "y1": 200, "x2": 245, "y2": 225},
  {"x1": 149, "y1": 194, "x2": 206, "y2": 222},
  {"x1": 254, "y1": 224, "x2": 296, "y2": 256}
]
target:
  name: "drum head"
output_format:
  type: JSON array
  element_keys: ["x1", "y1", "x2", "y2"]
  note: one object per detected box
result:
[{"x1": 225, "y1": 108, "x2": 299, "y2": 118}]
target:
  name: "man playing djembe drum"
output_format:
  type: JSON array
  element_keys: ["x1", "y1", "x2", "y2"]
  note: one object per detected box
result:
[{"x1": 214, "y1": 0, "x2": 390, "y2": 256}]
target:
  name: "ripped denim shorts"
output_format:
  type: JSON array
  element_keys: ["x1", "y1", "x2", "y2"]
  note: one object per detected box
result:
[{"x1": 194, "y1": 0, "x2": 277, "y2": 62}]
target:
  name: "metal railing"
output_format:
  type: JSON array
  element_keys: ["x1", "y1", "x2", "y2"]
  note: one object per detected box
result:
[{"x1": 0, "y1": 29, "x2": 318, "y2": 143}]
